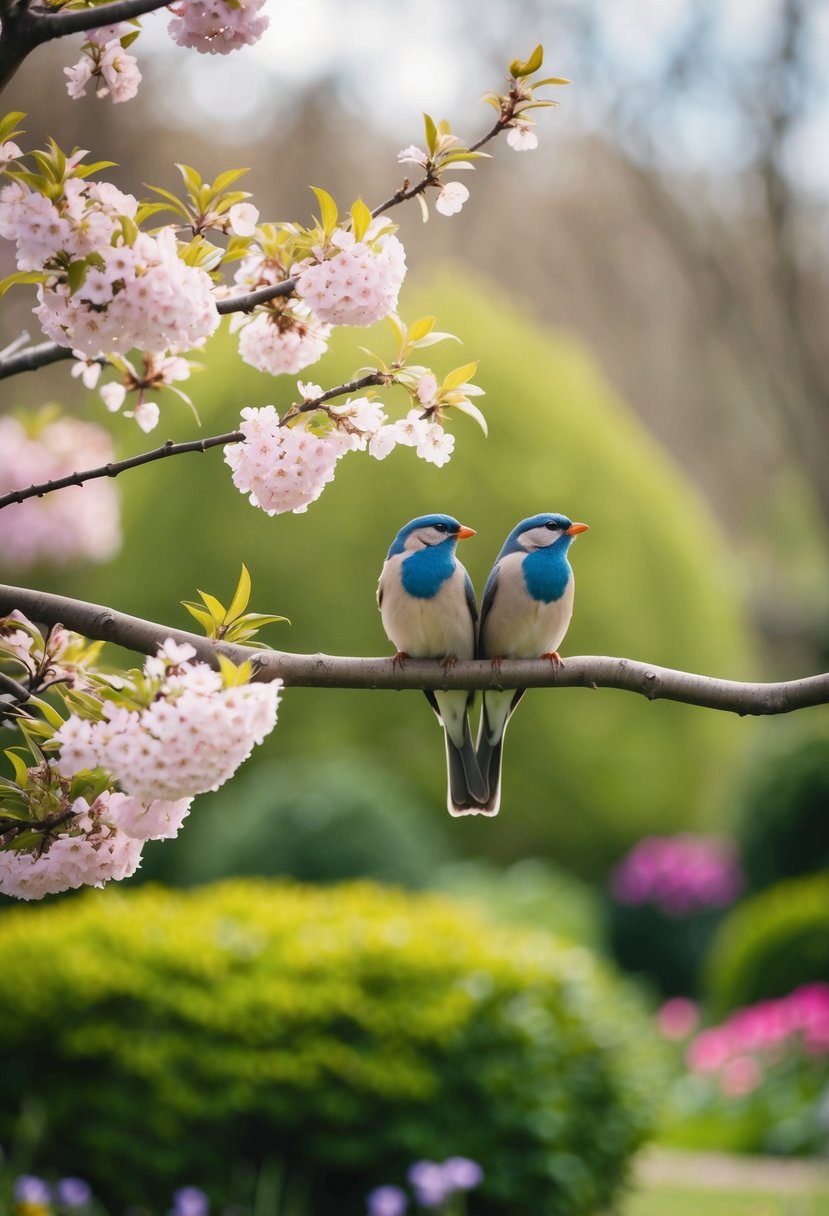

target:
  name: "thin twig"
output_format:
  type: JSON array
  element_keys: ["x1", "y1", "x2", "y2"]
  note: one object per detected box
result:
[
  {"x1": 0, "y1": 586, "x2": 827, "y2": 716},
  {"x1": 0, "y1": 670, "x2": 30, "y2": 703},
  {"x1": 28, "y1": 0, "x2": 171, "y2": 41}
]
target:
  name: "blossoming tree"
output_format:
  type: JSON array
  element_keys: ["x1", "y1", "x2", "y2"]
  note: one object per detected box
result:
[{"x1": 0, "y1": 3, "x2": 827, "y2": 901}]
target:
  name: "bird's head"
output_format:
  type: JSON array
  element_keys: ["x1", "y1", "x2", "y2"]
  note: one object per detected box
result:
[
  {"x1": 387, "y1": 513, "x2": 476, "y2": 557},
  {"x1": 502, "y1": 512, "x2": 589, "y2": 555}
]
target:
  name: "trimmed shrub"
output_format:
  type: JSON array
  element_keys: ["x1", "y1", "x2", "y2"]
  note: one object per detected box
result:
[
  {"x1": 737, "y1": 735, "x2": 829, "y2": 892},
  {"x1": 706, "y1": 872, "x2": 829, "y2": 1016},
  {"x1": 0, "y1": 880, "x2": 660, "y2": 1215}
]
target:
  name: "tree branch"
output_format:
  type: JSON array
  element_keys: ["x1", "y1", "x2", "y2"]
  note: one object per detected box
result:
[
  {"x1": 28, "y1": 0, "x2": 171, "y2": 41},
  {"x1": 1, "y1": 586, "x2": 827, "y2": 715},
  {"x1": 0, "y1": 669, "x2": 30, "y2": 703},
  {"x1": 0, "y1": 341, "x2": 76, "y2": 381}
]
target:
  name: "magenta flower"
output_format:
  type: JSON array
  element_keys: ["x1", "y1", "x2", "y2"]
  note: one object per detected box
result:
[{"x1": 611, "y1": 835, "x2": 743, "y2": 916}]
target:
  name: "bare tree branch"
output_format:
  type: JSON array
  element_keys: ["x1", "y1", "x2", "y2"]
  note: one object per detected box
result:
[
  {"x1": 1, "y1": 585, "x2": 827, "y2": 715},
  {"x1": 29, "y1": 0, "x2": 171, "y2": 40},
  {"x1": 0, "y1": 669, "x2": 30, "y2": 703}
]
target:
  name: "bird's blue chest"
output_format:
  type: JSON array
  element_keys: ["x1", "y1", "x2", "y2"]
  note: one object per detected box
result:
[
  {"x1": 521, "y1": 547, "x2": 571, "y2": 603},
  {"x1": 401, "y1": 545, "x2": 454, "y2": 599}
]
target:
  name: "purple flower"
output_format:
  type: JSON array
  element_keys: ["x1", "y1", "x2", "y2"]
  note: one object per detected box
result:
[
  {"x1": 366, "y1": 1185, "x2": 408, "y2": 1216},
  {"x1": 610, "y1": 835, "x2": 743, "y2": 916},
  {"x1": 406, "y1": 1161, "x2": 451, "y2": 1209},
  {"x1": 171, "y1": 1187, "x2": 209, "y2": 1216},
  {"x1": 56, "y1": 1180, "x2": 91, "y2": 1208},
  {"x1": 441, "y1": 1158, "x2": 483, "y2": 1191},
  {"x1": 14, "y1": 1177, "x2": 51, "y2": 1207}
]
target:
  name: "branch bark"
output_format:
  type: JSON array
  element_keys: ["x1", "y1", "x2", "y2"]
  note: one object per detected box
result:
[{"x1": 1, "y1": 585, "x2": 828, "y2": 715}]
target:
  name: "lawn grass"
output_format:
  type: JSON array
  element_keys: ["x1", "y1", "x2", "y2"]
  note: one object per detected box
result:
[{"x1": 624, "y1": 1150, "x2": 829, "y2": 1216}]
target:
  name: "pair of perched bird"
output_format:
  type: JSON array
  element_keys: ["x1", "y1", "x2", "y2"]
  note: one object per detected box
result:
[{"x1": 377, "y1": 512, "x2": 589, "y2": 815}]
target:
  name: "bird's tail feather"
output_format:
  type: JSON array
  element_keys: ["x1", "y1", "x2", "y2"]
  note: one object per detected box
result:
[
  {"x1": 475, "y1": 689, "x2": 525, "y2": 814},
  {"x1": 425, "y1": 690, "x2": 488, "y2": 814},
  {"x1": 446, "y1": 726, "x2": 490, "y2": 816}
]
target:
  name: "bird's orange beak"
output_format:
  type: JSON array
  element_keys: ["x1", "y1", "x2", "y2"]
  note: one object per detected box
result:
[
  {"x1": 456, "y1": 525, "x2": 476, "y2": 540},
  {"x1": 566, "y1": 522, "x2": 589, "y2": 535}
]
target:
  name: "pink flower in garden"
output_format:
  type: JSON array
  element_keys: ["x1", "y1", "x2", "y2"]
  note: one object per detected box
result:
[
  {"x1": 656, "y1": 996, "x2": 700, "y2": 1040},
  {"x1": 295, "y1": 226, "x2": 407, "y2": 327},
  {"x1": 225, "y1": 405, "x2": 352, "y2": 514},
  {"x1": 686, "y1": 1026, "x2": 732, "y2": 1073},
  {"x1": 53, "y1": 641, "x2": 281, "y2": 802},
  {"x1": 720, "y1": 1054, "x2": 763, "y2": 1097},
  {"x1": 0, "y1": 415, "x2": 121, "y2": 572},
  {"x1": 168, "y1": 0, "x2": 269, "y2": 54},
  {"x1": 610, "y1": 834, "x2": 743, "y2": 916}
]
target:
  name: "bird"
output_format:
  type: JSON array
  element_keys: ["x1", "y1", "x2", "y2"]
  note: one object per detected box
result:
[
  {"x1": 377, "y1": 513, "x2": 488, "y2": 815},
  {"x1": 476, "y1": 512, "x2": 589, "y2": 815}
]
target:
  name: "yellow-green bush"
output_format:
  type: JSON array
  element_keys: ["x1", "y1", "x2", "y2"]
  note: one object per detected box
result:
[
  {"x1": 706, "y1": 872, "x2": 829, "y2": 1015},
  {"x1": 0, "y1": 880, "x2": 660, "y2": 1214}
]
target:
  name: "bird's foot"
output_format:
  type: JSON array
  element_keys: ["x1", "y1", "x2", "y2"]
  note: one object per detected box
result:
[
  {"x1": 541, "y1": 651, "x2": 564, "y2": 672},
  {"x1": 440, "y1": 654, "x2": 459, "y2": 671},
  {"x1": 391, "y1": 651, "x2": 409, "y2": 672},
  {"x1": 490, "y1": 654, "x2": 505, "y2": 691}
]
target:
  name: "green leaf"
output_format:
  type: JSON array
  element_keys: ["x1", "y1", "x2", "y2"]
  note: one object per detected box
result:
[
  {"x1": 120, "y1": 28, "x2": 141, "y2": 49},
  {"x1": 226, "y1": 564, "x2": 252, "y2": 622},
  {"x1": 182, "y1": 602, "x2": 217, "y2": 636},
  {"x1": 310, "y1": 186, "x2": 339, "y2": 237},
  {"x1": 27, "y1": 696, "x2": 65, "y2": 731},
  {"x1": 197, "y1": 589, "x2": 227, "y2": 624},
  {"x1": 423, "y1": 113, "x2": 438, "y2": 156},
  {"x1": 534, "y1": 76, "x2": 571, "y2": 87},
  {"x1": 0, "y1": 111, "x2": 25, "y2": 143},
  {"x1": 442, "y1": 361, "x2": 478, "y2": 393},
  {"x1": 66, "y1": 260, "x2": 88, "y2": 295},
  {"x1": 451, "y1": 396, "x2": 488, "y2": 436},
  {"x1": 350, "y1": 197, "x2": 372, "y2": 243},
  {"x1": 4, "y1": 750, "x2": 28, "y2": 787},
  {"x1": 236, "y1": 612, "x2": 290, "y2": 628},
  {"x1": 0, "y1": 269, "x2": 45, "y2": 297},
  {"x1": 175, "y1": 163, "x2": 203, "y2": 197},
  {"x1": 408, "y1": 315, "x2": 435, "y2": 344},
  {"x1": 71, "y1": 159, "x2": 117, "y2": 179},
  {"x1": 509, "y1": 44, "x2": 544, "y2": 78}
]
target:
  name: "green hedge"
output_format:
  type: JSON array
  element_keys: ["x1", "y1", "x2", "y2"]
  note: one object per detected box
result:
[
  {"x1": 0, "y1": 880, "x2": 660, "y2": 1214},
  {"x1": 706, "y1": 871, "x2": 829, "y2": 1016}
]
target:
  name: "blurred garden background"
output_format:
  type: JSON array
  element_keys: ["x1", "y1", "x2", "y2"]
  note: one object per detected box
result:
[{"x1": 2, "y1": 0, "x2": 829, "y2": 1212}]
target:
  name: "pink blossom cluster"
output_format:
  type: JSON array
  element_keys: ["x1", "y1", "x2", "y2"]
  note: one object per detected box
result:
[
  {"x1": 369, "y1": 408, "x2": 455, "y2": 468},
  {"x1": 0, "y1": 175, "x2": 219, "y2": 358},
  {"x1": 0, "y1": 415, "x2": 121, "y2": 572},
  {"x1": 610, "y1": 834, "x2": 743, "y2": 916},
  {"x1": 295, "y1": 226, "x2": 407, "y2": 327},
  {"x1": 224, "y1": 405, "x2": 354, "y2": 514},
  {"x1": 685, "y1": 985, "x2": 829, "y2": 1097},
  {"x1": 0, "y1": 793, "x2": 143, "y2": 900},
  {"x1": 64, "y1": 25, "x2": 142, "y2": 104},
  {"x1": 0, "y1": 614, "x2": 101, "y2": 693},
  {"x1": 233, "y1": 306, "x2": 331, "y2": 376},
  {"x1": 0, "y1": 789, "x2": 194, "y2": 900},
  {"x1": 53, "y1": 640, "x2": 281, "y2": 801},
  {"x1": 168, "y1": 0, "x2": 270, "y2": 54}
]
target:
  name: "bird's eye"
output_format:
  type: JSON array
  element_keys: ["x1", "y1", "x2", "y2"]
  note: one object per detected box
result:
[
  {"x1": 434, "y1": 523, "x2": 447, "y2": 532},
  {"x1": 545, "y1": 522, "x2": 560, "y2": 531}
]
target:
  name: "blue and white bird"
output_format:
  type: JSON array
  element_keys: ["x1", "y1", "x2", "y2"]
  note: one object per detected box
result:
[
  {"x1": 377, "y1": 514, "x2": 487, "y2": 815},
  {"x1": 477, "y1": 512, "x2": 589, "y2": 815}
]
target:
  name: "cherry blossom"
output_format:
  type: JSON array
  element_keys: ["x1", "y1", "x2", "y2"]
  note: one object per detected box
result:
[
  {"x1": 435, "y1": 182, "x2": 470, "y2": 216},
  {"x1": 0, "y1": 793, "x2": 143, "y2": 900},
  {"x1": 224, "y1": 406, "x2": 351, "y2": 514},
  {"x1": 507, "y1": 121, "x2": 539, "y2": 151},
  {"x1": 416, "y1": 422, "x2": 455, "y2": 467},
  {"x1": 0, "y1": 415, "x2": 121, "y2": 571},
  {"x1": 168, "y1": 0, "x2": 270, "y2": 54},
  {"x1": 295, "y1": 225, "x2": 407, "y2": 327},
  {"x1": 64, "y1": 26, "x2": 142, "y2": 104},
  {"x1": 233, "y1": 304, "x2": 331, "y2": 376},
  {"x1": 54, "y1": 643, "x2": 282, "y2": 801},
  {"x1": 397, "y1": 145, "x2": 429, "y2": 168}
]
